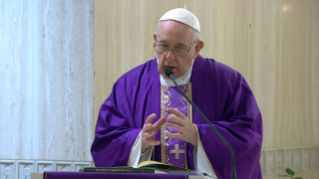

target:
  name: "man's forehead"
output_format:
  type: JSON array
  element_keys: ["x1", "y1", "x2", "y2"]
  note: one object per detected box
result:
[
  {"x1": 157, "y1": 39, "x2": 188, "y2": 47},
  {"x1": 157, "y1": 20, "x2": 194, "y2": 42}
]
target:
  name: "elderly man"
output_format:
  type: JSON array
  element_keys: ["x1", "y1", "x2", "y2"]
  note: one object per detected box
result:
[{"x1": 91, "y1": 8, "x2": 263, "y2": 179}]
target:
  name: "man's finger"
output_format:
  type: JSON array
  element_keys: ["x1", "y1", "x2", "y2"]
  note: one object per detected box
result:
[
  {"x1": 142, "y1": 123, "x2": 152, "y2": 131},
  {"x1": 145, "y1": 113, "x2": 157, "y2": 124},
  {"x1": 165, "y1": 121, "x2": 182, "y2": 131},
  {"x1": 165, "y1": 131, "x2": 183, "y2": 140},
  {"x1": 145, "y1": 140, "x2": 161, "y2": 146},
  {"x1": 167, "y1": 114, "x2": 183, "y2": 125},
  {"x1": 168, "y1": 108, "x2": 186, "y2": 119},
  {"x1": 153, "y1": 116, "x2": 166, "y2": 129}
]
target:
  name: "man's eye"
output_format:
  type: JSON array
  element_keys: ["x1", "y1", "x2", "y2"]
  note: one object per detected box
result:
[
  {"x1": 159, "y1": 45, "x2": 169, "y2": 49},
  {"x1": 175, "y1": 47, "x2": 185, "y2": 52}
]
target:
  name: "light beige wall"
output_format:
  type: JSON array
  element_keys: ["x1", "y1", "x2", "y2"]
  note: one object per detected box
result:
[{"x1": 94, "y1": 0, "x2": 319, "y2": 178}]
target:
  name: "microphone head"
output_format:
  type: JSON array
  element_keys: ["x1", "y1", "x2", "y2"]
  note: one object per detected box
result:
[{"x1": 164, "y1": 66, "x2": 173, "y2": 77}]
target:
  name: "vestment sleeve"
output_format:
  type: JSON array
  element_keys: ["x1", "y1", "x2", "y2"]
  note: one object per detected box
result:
[
  {"x1": 196, "y1": 73, "x2": 263, "y2": 178},
  {"x1": 91, "y1": 79, "x2": 142, "y2": 167}
]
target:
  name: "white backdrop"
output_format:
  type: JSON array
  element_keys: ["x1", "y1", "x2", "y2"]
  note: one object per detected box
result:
[{"x1": 0, "y1": 0, "x2": 94, "y2": 178}]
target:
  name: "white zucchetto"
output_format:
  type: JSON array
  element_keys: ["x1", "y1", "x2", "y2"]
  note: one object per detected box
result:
[{"x1": 159, "y1": 8, "x2": 200, "y2": 33}]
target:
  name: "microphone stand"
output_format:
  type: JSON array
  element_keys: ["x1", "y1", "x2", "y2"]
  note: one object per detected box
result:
[{"x1": 166, "y1": 69, "x2": 236, "y2": 179}]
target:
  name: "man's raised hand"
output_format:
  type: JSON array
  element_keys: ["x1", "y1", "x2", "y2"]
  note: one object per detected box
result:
[
  {"x1": 141, "y1": 113, "x2": 166, "y2": 150},
  {"x1": 165, "y1": 108, "x2": 198, "y2": 147}
]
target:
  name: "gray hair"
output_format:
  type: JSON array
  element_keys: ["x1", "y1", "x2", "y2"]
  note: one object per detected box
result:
[{"x1": 155, "y1": 21, "x2": 202, "y2": 43}]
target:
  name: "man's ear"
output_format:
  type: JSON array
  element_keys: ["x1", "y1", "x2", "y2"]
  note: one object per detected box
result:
[
  {"x1": 193, "y1": 41, "x2": 204, "y2": 58},
  {"x1": 153, "y1": 34, "x2": 157, "y2": 41}
]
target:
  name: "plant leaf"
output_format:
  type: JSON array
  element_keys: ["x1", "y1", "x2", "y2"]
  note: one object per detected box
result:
[
  {"x1": 286, "y1": 168, "x2": 295, "y2": 176},
  {"x1": 294, "y1": 177, "x2": 302, "y2": 179}
]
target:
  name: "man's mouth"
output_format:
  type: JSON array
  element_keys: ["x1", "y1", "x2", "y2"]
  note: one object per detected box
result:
[{"x1": 167, "y1": 66, "x2": 177, "y2": 70}]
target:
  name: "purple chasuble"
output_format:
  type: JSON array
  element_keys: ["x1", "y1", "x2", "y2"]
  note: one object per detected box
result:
[
  {"x1": 91, "y1": 55, "x2": 263, "y2": 179},
  {"x1": 161, "y1": 84, "x2": 192, "y2": 168}
]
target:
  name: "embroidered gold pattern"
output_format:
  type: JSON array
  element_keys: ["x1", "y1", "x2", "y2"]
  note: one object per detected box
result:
[
  {"x1": 160, "y1": 84, "x2": 193, "y2": 169},
  {"x1": 185, "y1": 83, "x2": 193, "y2": 168},
  {"x1": 179, "y1": 84, "x2": 189, "y2": 168},
  {"x1": 164, "y1": 86, "x2": 173, "y2": 165},
  {"x1": 161, "y1": 86, "x2": 166, "y2": 163},
  {"x1": 189, "y1": 83, "x2": 193, "y2": 123},
  {"x1": 169, "y1": 143, "x2": 186, "y2": 159}
]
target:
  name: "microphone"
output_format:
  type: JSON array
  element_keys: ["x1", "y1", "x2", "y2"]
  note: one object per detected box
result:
[{"x1": 164, "y1": 66, "x2": 236, "y2": 179}]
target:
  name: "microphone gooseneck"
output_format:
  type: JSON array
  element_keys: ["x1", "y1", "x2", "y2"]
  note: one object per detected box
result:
[{"x1": 164, "y1": 66, "x2": 236, "y2": 179}]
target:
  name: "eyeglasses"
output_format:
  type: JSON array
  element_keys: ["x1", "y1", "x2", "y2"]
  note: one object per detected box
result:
[{"x1": 153, "y1": 42, "x2": 197, "y2": 57}]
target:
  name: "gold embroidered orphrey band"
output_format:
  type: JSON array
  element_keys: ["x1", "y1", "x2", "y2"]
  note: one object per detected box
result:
[{"x1": 160, "y1": 84, "x2": 193, "y2": 168}]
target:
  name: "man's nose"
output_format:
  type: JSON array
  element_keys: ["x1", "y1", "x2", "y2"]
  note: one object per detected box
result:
[{"x1": 165, "y1": 49, "x2": 176, "y2": 61}]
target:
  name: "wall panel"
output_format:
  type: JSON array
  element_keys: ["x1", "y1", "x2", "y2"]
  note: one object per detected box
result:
[{"x1": 0, "y1": 2, "x2": 94, "y2": 178}]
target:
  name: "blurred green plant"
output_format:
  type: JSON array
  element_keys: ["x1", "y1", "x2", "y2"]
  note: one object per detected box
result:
[{"x1": 278, "y1": 168, "x2": 302, "y2": 179}]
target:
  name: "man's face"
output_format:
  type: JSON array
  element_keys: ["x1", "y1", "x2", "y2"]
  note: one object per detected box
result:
[{"x1": 154, "y1": 20, "x2": 201, "y2": 79}]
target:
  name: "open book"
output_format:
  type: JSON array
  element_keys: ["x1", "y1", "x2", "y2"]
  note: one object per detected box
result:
[
  {"x1": 138, "y1": 160, "x2": 196, "y2": 173},
  {"x1": 83, "y1": 161, "x2": 217, "y2": 178}
]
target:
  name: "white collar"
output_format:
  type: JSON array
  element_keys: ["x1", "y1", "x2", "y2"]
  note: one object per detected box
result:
[{"x1": 157, "y1": 57, "x2": 194, "y2": 87}]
